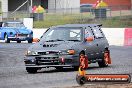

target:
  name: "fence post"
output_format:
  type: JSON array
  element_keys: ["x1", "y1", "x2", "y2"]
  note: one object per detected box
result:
[
  {"x1": 119, "y1": 6, "x2": 122, "y2": 18},
  {"x1": 108, "y1": 6, "x2": 111, "y2": 18}
]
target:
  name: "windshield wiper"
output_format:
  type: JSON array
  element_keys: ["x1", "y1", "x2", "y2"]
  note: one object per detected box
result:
[
  {"x1": 45, "y1": 39, "x2": 65, "y2": 42},
  {"x1": 67, "y1": 40, "x2": 81, "y2": 42}
]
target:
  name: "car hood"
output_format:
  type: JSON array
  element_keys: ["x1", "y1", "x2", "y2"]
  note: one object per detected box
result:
[
  {"x1": 3, "y1": 27, "x2": 31, "y2": 34},
  {"x1": 28, "y1": 41, "x2": 82, "y2": 52}
]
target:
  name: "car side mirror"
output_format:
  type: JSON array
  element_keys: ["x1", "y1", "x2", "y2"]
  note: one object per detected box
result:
[
  {"x1": 85, "y1": 37, "x2": 94, "y2": 42},
  {"x1": 33, "y1": 38, "x2": 39, "y2": 42}
]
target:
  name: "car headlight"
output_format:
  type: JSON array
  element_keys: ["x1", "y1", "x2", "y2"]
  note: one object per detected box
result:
[
  {"x1": 27, "y1": 35, "x2": 30, "y2": 37},
  {"x1": 25, "y1": 50, "x2": 38, "y2": 55},
  {"x1": 27, "y1": 34, "x2": 33, "y2": 37},
  {"x1": 67, "y1": 49, "x2": 75, "y2": 55},
  {"x1": 60, "y1": 49, "x2": 75, "y2": 55}
]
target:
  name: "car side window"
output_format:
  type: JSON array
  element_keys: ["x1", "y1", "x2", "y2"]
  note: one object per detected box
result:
[
  {"x1": 92, "y1": 26, "x2": 104, "y2": 38},
  {"x1": 70, "y1": 29, "x2": 81, "y2": 40},
  {"x1": 85, "y1": 28, "x2": 94, "y2": 38}
]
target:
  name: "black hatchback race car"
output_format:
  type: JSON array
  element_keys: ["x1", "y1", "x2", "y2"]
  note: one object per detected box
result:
[{"x1": 24, "y1": 24, "x2": 111, "y2": 73}]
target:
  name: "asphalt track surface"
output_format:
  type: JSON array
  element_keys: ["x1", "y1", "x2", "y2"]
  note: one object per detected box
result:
[{"x1": 0, "y1": 43, "x2": 132, "y2": 88}]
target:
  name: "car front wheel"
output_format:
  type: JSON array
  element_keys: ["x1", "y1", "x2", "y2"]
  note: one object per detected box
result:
[
  {"x1": 26, "y1": 67, "x2": 38, "y2": 73},
  {"x1": 4, "y1": 34, "x2": 10, "y2": 43}
]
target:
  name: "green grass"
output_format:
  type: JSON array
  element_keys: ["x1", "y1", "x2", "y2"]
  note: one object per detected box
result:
[
  {"x1": 33, "y1": 14, "x2": 132, "y2": 28},
  {"x1": 93, "y1": 16, "x2": 132, "y2": 28},
  {"x1": 33, "y1": 13, "x2": 94, "y2": 28},
  {"x1": 34, "y1": 15, "x2": 132, "y2": 28}
]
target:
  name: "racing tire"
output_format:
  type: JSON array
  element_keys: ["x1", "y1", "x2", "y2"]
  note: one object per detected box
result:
[
  {"x1": 98, "y1": 50, "x2": 109, "y2": 67},
  {"x1": 4, "y1": 34, "x2": 10, "y2": 43},
  {"x1": 28, "y1": 38, "x2": 33, "y2": 43},
  {"x1": 76, "y1": 75, "x2": 86, "y2": 85},
  {"x1": 26, "y1": 67, "x2": 38, "y2": 73},
  {"x1": 17, "y1": 40, "x2": 21, "y2": 43}
]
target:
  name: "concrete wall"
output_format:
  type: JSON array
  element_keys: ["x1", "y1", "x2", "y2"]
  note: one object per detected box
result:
[
  {"x1": 48, "y1": 0, "x2": 80, "y2": 13},
  {"x1": 56, "y1": 0, "x2": 80, "y2": 9},
  {"x1": 48, "y1": 0, "x2": 56, "y2": 10},
  {"x1": 32, "y1": 28, "x2": 127, "y2": 46},
  {"x1": 102, "y1": 28, "x2": 125, "y2": 46},
  {"x1": 0, "y1": 28, "x2": 130, "y2": 46},
  {"x1": 48, "y1": 0, "x2": 80, "y2": 9},
  {"x1": 1, "y1": 0, "x2": 8, "y2": 12}
]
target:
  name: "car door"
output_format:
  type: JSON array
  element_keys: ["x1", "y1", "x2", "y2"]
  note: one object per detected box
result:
[
  {"x1": 84, "y1": 27, "x2": 98, "y2": 61},
  {"x1": 91, "y1": 26, "x2": 105, "y2": 59}
]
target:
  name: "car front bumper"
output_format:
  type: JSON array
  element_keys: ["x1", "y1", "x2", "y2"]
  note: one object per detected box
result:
[
  {"x1": 24, "y1": 54, "x2": 79, "y2": 68},
  {"x1": 8, "y1": 36, "x2": 32, "y2": 41}
]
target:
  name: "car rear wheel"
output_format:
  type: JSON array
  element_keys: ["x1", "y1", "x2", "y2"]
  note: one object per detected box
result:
[
  {"x1": 4, "y1": 34, "x2": 10, "y2": 43},
  {"x1": 98, "y1": 50, "x2": 110, "y2": 67},
  {"x1": 17, "y1": 40, "x2": 21, "y2": 43},
  {"x1": 26, "y1": 67, "x2": 38, "y2": 73}
]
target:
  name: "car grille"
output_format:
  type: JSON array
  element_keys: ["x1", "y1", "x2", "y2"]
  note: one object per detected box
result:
[
  {"x1": 36, "y1": 57, "x2": 60, "y2": 65},
  {"x1": 18, "y1": 34, "x2": 28, "y2": 36},
  {"x1": 43, "y1": 44, "x2": 58, "y2": 47},
  {"x1": 16, "y1": 34, "x2": 28, "y2": 37},
  {"x1": 38, "y1": 51, "x2": 59, "y2": 55},
  {"x1": 36, "y1": 57, "x2": 57, "y2": 60},
  {"x1": 38, "y1": 52, "x2": 46, "y2": 55}
]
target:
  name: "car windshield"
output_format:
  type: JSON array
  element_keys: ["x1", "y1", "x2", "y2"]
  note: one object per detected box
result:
[
  {"x1": 40, "y1": 27, "x2": 83, "y2": 42},
  {"x1": 4, "y1": 22, "x2": 25, "y2": 27}
]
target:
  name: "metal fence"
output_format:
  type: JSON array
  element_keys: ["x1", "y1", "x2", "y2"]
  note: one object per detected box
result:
[{"x1": 0, "y1": 5, "x2": 132, "y2": 22}]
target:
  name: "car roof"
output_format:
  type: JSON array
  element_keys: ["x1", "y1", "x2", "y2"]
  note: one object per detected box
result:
[{"x1": 53, "y1": 24, "x2": 102, "y2": 28}]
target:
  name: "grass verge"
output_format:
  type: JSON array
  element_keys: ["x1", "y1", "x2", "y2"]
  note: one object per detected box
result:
[{"x1": 33, "y1": 13, "x2": 132, "y2": 28}]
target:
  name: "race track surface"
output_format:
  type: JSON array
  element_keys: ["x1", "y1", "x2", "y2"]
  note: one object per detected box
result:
[{"x1": 0, "y1": 43, "x2": 132, "y2": 88}]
